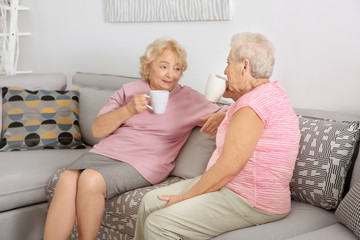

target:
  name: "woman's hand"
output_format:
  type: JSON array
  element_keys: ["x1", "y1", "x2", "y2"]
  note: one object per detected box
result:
[
  {"x1": 200, "y1": 112, "x2": 226, "y2": 137},
  {"x1": 126, "y1": 94, "x2": 149, "y2": 115},
  {"x1": 158, "y1": 195, "x2": 185, "y2": 208},
  {"x1": 92, "y1": 93, "x2": 148, "y2": 138}
]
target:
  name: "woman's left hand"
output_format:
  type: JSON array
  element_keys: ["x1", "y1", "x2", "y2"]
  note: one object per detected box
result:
[
  {"x1": 200, "y1": 112, "x2": 226, "y2": 137},
  {"x1": 158, "y1": 194, "x2": 184, "y2": 207}
]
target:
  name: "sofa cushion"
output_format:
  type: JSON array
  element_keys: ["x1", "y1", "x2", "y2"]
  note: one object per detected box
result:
[
  {"x1": 290, "y1": 116, "x2": 360, "y2": 210},
  {"x1": 72, "y1": 72, "x2": 141, "y2": 146},
  {"x1": 335, "y1": 180, "x2": 360, "y2": 238},
  {"x1": 349, "y1": 148, "x2": 360, "y2": 188},
  {"x1": 76, "y1": 86, "x2": 115, "y2": 146},
  {"x1": 212, "y1": 201, "x2": 337, "y2": 240},
  {"x1": 295, "y1": 108, "x2": 360, "y2": 190},
  {"x1": 171, "y1": 126, "x2": 216, "y2": 179},
  {"x1": 0, "y1": 203, "x2": 49, "y2": 240},
  {"x1": 0, "y1": 73, "x2": 67, "y2": 138},
  {"x1": 0, "y1": 148, "x2": 89, "y2": 212},
  {"x1": 1, "y1": 87, "x2": 86, "y2": 151},
  {"x1": 285, "y1": 223, "x2": 357, "y2": 240}
]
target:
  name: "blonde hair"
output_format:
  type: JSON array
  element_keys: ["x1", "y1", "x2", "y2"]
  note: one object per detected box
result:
[
  {"x1": 140, "y1": 37, "x2": 187, "y2": 81},
  {"x1": 230, "y1": 32, "x2": 275, "y2": 79}
]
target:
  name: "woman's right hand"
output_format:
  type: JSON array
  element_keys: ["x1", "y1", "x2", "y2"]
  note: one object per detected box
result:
[
  {"x1": 92, "y1": 94, "x2": 148, "y2": 138},
  {"x1": 126, "y1": 94, "x2": 149, "y2": 115}
]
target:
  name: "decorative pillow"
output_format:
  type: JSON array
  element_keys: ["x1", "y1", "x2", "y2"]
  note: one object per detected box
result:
[
  {"x1": 335, "y1": 180, "x2": 360, "y2": 238},
  {"x1": 1, "y1": 87, "x2": 86, "y2": 151},
  {"x1": 290, "y1": 116, "x2": 360, "y2": 210}
]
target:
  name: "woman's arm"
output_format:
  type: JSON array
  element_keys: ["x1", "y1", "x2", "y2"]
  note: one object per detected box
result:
[
  {"x1": 200, "y1": 112, "x2": 226, "y2": 137},
  {"x1": 92, "y1": 94, "x2": 148, "y2": 138},
  {"x1": 159, "y1": 107, "x2": 264, "y2": 207}
]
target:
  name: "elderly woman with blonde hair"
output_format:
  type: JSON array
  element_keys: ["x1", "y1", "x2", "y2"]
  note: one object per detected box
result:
[
  {"x1": 43, "y1": 37, "x2": 226, "y2": 240},
  {"x1": 134, "y1": 32, "x2": 301, "y2": 240}
]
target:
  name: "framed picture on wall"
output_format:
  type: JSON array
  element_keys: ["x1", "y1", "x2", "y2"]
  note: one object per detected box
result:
[{"x1": 104, "y1": 0, "x2": 232, "y2": 23}]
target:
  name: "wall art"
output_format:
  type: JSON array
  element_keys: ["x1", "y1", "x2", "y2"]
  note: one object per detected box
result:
[{"x1": 104, "y1": 0, "x2": 232, "y2": 23}]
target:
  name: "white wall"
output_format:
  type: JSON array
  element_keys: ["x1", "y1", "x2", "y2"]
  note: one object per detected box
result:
[{"x1": 18, "y1": 0, "x2": 360, "y2": 115}]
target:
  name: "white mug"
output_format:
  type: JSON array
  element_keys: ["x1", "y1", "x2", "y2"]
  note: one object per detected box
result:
[
  {"x1": 146, "y1": 90, "x2": 169, "y2": 114},
  {"x1": 205, "y1": 73, "x2": 227, "y2": 102}
]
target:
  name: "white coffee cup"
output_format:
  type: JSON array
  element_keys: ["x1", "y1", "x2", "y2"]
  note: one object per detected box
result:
[
  {"x1": 146, "y1": 90, "x2": 169, "y2": 114},
  {"x1": 205, "y1": 73, "x2": 227, "y2": 102}
]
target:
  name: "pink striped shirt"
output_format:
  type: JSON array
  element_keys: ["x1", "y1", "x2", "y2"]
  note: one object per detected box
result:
[{"x1": 206, "y1": 81, "x2": 300, "y2": 214}]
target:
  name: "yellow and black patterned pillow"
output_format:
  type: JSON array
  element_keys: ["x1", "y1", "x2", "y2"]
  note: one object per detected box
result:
[{"x1": 1, "y1": 87, "x2": 86, "y2": 151}]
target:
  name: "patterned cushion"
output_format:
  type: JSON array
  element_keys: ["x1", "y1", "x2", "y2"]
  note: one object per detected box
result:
[
  {"x1": 46, "y1": 168, "x2": 182, "y2": 239},
  {"x1": 335, "y1": 180, "x2": 360, "y2": 238},
  {"x1": 290, "y1": 116, "x2": 360, "y2": 210},
  {"x1": 1, "y1": 87, "x2": 86, "y2": 151}
]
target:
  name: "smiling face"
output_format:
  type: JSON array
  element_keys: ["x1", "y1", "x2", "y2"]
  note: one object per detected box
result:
[{"x1": 146, "y1": 49, "x2": 182, "y2": 91}]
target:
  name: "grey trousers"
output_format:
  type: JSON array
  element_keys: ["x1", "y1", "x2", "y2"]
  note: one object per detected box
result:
[{"x1": 134, "y1": 176, "x2": 288, "y2": 240}]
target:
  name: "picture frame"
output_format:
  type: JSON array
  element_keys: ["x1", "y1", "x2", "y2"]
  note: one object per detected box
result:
[{"x1": 104, "y1": 0, "x2": 232, "y2": 23}]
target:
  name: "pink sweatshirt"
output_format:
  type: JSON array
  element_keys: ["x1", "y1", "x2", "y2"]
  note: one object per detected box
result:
[
  {"x1": 206, "y1": 81, "x2": 300, "y2": 214},
  {"x1": 91, "y1": 80, "x2": 224, "y2": 184}
]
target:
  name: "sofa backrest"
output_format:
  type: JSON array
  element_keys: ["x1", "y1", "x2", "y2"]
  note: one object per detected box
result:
[
  {"x1": 0, "y1": 73, "x2": 67, "y2": 138},
  {"x1": 72, "y1": 72, "x2": 141, "y2": 146}
]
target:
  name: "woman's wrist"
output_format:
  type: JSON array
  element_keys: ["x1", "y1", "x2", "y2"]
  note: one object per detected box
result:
[{"x1": 125, "y1": 103, "x2": 136, "y2": 116}]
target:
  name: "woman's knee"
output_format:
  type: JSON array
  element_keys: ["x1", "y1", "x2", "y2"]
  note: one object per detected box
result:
[
  {"x1": 141, "y1": 190, "x2": 168, "y2": 214},
  {"x1": 142, "y1": 190, "x2": 158, "y2": 204},
  {"x1": 57, "y1": 170, "x2": 81, "y2": 187},
  {"x1": 51, "y1": 170, "x2": 81, "y2": 203},
  {"x1": 78, "y1": 169, "x2": 107, "y2": 197}
]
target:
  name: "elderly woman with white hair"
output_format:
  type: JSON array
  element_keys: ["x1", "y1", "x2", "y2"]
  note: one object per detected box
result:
[{"x1": 134, "y1": 32, "x2": 301, "y2": 240}]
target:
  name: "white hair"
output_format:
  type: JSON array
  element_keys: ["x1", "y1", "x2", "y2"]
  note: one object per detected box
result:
[{"x1": 230, "y1": 32, "x2": 275, "y2": 79}]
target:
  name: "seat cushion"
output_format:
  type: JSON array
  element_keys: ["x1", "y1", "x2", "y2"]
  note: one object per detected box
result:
[
  {"x1": 0, "y1": 148, "x2": 89, "y2": 212},
  {"x1": 286, "y1": 223, "x2": 357, "y2": 240},
  {"x1": 212, "y1": 201, "x2": 337, "y2": 240},
  {"x1": 0, "y1": 202, "x2": 49, "y2": 240}
]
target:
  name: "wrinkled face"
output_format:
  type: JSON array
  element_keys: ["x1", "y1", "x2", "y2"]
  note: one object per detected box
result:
[
  {"x1": 146, "y1": 49, "x2": 182, "y2": 91},
  {"x1": 224, "y1": 51, "x2": 244, "y2": 92}
]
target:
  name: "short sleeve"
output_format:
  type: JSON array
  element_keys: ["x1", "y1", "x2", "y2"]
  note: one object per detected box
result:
[
  {"x1": 97, "y1": 87, "x2": 126, "y2": 117},
  {"x1": 228, "y1": 84, "x2": 281, "y2": 126}
]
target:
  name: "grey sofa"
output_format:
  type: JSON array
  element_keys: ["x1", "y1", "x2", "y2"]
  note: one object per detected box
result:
[{"x1": 1, "y1": 72, "x2": 359, "y2": 240}]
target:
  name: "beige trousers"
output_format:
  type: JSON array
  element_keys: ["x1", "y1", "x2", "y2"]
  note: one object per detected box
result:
[{"x1": 134, "y1": 176, "x2": 288, "y2": 240}]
